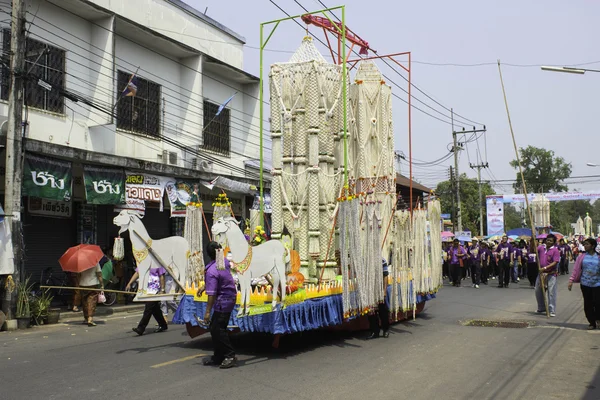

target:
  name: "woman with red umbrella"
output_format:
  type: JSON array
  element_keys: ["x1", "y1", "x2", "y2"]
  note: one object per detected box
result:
[{"x1": 59, "y1": 244, "x2": 105, "y2": 327}]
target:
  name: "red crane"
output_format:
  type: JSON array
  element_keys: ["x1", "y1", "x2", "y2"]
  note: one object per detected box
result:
[{"x1": 300, "y1": 14, "x2": 372, "y2": 64}]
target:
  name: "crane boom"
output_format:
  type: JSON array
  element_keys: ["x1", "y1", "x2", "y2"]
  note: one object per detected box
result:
[{"x1": 300, "y1": 14, "x2": 371, "y2": 56}]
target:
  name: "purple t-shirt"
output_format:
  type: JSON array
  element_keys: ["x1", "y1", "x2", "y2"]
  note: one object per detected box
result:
[
  {"x1": 538, "y1": 245, "x2": 560, "y2": 275},
  {"x1": 136, "y1": 266, "x2": 166, "y2": 294},
  {"x1": 479, "y1": 248, "x2": 491, "y2": 265},
  {"x1": 496, "y1": 242, "x2": 512, "y2": 261},
  {"x1": 205, "y1": 259, "x2": 237, "y2": 313},
  {"x1": 527, "y1": 252, "x2": 537, "y2": 264},
  {"x1": 468, "y1": 245, "x2": 481, "y2": 263},
  {"x1": 512, "y1": 248, "x2": 522, "y2": 261},
  {"x1": 448, "y1": 245, "x2": 465, "y2": 265}
]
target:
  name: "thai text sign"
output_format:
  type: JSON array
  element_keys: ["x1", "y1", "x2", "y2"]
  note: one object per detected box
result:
[
  {"x1": 83, "y1": 166, "x2": 125, "y2": 205},
  {"x1": 23, "y1": 154, "x2": 72, "y2": 201},
  {"x1": 125, "y1": 172, "x2": 166, "y2": 204},
  {"x1": 495, "y1": 191, "x2": 600, "y2": 203},
  {"x1": 486, "y1": 195, "x2": 505, "y2": 236},
  {"x1": 28, "y1": 197, "x2": 72, "y2": 218}
]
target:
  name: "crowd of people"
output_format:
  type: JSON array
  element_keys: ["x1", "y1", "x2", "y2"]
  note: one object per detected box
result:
[{"x1": 442, "y1": 233, "x2": 600, "y2": 328}]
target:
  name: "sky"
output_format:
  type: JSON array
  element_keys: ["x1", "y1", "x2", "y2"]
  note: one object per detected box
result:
[{"x1": 185, "y1": 0, "x2": 600, "y2": 194}]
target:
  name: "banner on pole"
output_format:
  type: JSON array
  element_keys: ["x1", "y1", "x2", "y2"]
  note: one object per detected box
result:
[
  {"x1": 23, "y1": 154, "x2": 72, "y2": 201},
  {"x1": 165, "y1": 180, "x2": 198, "y2": 217},
  {"x1": 491, "y1": 191, "x2": 600, "y2": 204},
  {"x1": 486, "y1": 195, "x2": 505, "y2": 236},
  {"x1": 83, "y1": 165, "x2": 125, "y2": 205}
]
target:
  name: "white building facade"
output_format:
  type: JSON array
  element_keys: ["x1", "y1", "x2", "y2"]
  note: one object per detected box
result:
[{"x1": 0, "y1": 0, "x2": 263, "y2": 281}]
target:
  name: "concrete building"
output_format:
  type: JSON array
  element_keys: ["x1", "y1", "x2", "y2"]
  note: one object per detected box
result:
[{"x1": 0, "y1": 0, "x2": 264, "y2": 282}]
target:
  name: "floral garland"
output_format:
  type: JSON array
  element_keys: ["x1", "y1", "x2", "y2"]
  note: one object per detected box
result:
[
  {"x1": 212, "y1": 192, "x2": 231, "y2": 208},
  {"x1": 250, "y1": 225, "x2": 268, "y2": 246}
]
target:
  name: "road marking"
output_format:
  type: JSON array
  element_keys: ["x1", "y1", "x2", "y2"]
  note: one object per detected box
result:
[{"x1": 150, "y1": 353, "x2": 207, "y2": 368}]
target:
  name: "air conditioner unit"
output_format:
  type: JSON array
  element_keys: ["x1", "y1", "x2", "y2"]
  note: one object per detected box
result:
[
  {"x1": 162, "y1": 150, "x2": 178, "y2": 165},
  {"x1": 190, "y1": 158, "x2": 213, "y2": 172}
]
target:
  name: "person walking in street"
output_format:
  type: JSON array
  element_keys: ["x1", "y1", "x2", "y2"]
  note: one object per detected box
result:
[
  {"x1": 558, "y1": 238, "x2": 572, "y2": 275},
  {"x1": 200, "y1": 241, "x2": 238, "y2": 369},
  {"x1": 367, "y1": 258, "x2": 391, "y2": 339},
  {"x1": 448, "y1": 239, "x2": 466, "y2": 287},
  {"x1": 535, "y1": 233, "x2": 560, "y2": 317},
  {"x1": 496, "y1": 235, "x2": 513, "y2": 288},
  {"x1": 526, "y1": 238, "x2": 539, "y2": 288},
  {"x1": 480, "y1": 242, "x2": 491, "y2": 285},
  {"x1": 77, "y1": 263, "x2": 103, "y2": 327},
  {"x1": 128, "y1": 265, "x2": 168, "y2": 336},
  {"x1": 568, "y1": 237, "x2": 600, "y2": 330},
  {"x1": 469, "y1": 238, "x2": 481, "y2": 288},
  {"x1": 510, "y1": 241, "x2": 523, "y2": 283},
  {"x1": 490, "y1": 242, "x2": 499, "y2": 280}
]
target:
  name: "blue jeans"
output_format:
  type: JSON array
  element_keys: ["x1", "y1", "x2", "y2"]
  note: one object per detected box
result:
[
  {"x1": 535, "y1": 274, "x2": 557, "y2": 314},
  {"x1": 512, "y1": 261, "x2": 519, "y2": 282}
]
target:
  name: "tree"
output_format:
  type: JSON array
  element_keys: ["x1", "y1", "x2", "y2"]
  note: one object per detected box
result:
[
  {"x1": 509, "y1": 146, "x2": 572, "y2": 194},
  {"x1": 504, "y1": 204, "x2": 523, "y2": 231},
  {"x1": 435, "y1": 173, "x2": 495, "y2": 235}
]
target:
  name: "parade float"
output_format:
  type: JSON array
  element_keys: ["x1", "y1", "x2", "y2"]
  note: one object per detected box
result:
[{"x1": 167, "y1": 6, "x2": 443, "y2": 341}]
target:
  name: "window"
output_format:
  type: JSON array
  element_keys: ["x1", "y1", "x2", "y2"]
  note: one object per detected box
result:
[
  {"x1": 1, "y1": 29, "x2": 65, "y2": 113},
  {"x1": 116, "y1": 70, "x2": 161, "y2": 137},
  {"x1": 202, "y1": 100, "x2": 230, "y2": 156}
]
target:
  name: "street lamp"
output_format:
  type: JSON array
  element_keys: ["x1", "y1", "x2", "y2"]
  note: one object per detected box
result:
[{"x1": 541, "y1": 66, "x2": 600, "y2": 74}]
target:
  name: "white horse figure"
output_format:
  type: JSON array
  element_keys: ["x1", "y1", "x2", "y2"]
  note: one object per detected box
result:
[
  {"x1": 113, "y1": 210, "x2": 189, "y2": 301},
  {"x1": 212, "y1": 217, "x2": 288, "y2": 316}
]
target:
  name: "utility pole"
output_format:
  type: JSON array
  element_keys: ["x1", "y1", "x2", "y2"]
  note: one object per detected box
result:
[
  {"x1": 449, "y1": 166, "x2": 456, "y2": 230},
  {"x1": 2, "y1": 0, "x2": 26, "y2": 320},
  {"x1": 470, "y1": 162, "x2": 489, "y2": 237},
  {"x1": 452, "y1": 120, "x2": 487, "y2": 233}
]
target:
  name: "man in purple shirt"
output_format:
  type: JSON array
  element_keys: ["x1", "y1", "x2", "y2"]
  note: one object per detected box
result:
[
  {"x1": 496, "y1": 235, "x2": 513, "y2": 288},
  {"x1": 468, "y1": 238, "x2": 481, "y2": 288},
  {"x1": 448, "y1": 239, "x2": 466, "y2": 287},
  {"x1": 199, "y1": 241, "x2": 238, "y2": 368},
  {"x1": 536, "y1": 234, "x2": 560, "y2": 316},
  {"x1": 558, "y1": 238, "x2": 572, "y2": 275}
]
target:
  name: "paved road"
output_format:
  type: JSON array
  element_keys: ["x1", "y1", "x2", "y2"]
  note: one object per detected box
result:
[{"x1": 2, "y1": 274, "x2": 599, "y2": 400}]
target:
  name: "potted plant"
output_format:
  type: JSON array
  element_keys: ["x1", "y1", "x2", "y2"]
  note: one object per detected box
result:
[
  {"x1": 15, "y1": 278, "x2": 33, "y2": 329},
  {"x1": 30, "y1": 290, "x2": 53, "y2": 326}
]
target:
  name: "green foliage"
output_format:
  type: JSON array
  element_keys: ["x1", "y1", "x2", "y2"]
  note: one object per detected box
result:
[
  {"x1": 16, "y1": 277, "x2": 34, "y2": 318},
  {"x1": 435, "y1": 173, "x2": 495, "y2": 234},
  {"x1": 509, "y1": 146, "x2": 572, "y2": 194},
  {"x1": 504, "y1": 204, "x2": 523, "y2": 231},
  {"x1": 30, "y1": 290, "x2": 53, "y2": 325}
]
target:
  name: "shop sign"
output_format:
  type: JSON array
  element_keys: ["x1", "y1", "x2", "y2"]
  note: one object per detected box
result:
[
  {"x1": 83, "y1": 165, "x2": 125, "y2": 205},
  {"x1": 23, "y1": 154, "x2": 72, "y2": 201},
  {"x1": 125, "y1": 172, "x2": 166, "y2": 205},
  {"x1": 28, "y1": 197, "x2": 72, "y2": 218}
]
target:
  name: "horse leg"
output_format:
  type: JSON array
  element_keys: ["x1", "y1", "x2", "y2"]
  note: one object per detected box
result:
[
  {"x1": 237, "y1": 277, "x2": 247, "y2": 317},
  {"x1": 271, "y1": 267, "x2": 280, "y2": 310}
]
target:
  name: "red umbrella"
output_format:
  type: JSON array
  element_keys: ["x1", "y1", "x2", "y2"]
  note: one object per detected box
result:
[{"x1": 59, "y1": 244, "x2": 104, "y2": 273}]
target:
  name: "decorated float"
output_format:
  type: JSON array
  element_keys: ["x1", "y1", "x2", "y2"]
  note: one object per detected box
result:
[{"x1": 169, "y1": 7, "x2": 444, "y2": 342}]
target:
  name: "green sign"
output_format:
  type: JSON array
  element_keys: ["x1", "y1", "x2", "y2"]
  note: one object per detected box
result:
[
  {"x1": 23, "y1": 154, "x2": 72, "y2": 201},
  {"x1": 83, "y1": 165, "x2": 125, "y2": 205}
]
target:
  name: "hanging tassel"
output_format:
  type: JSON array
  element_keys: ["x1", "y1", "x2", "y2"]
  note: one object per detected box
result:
[
  {"x1": 113, "y1": 237, "x2": 125, "y2": 261},
  {"x1": 216, "y1": 248, "x2": 225, "y2": 271}
]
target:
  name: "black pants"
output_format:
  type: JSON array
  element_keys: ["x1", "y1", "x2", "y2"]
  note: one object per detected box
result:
[
  {"x1": 443, "y1": 261, "x2": 449, "y2": 278},
  {"x1": 498, "y1": 259, "x2": 511, "y2": 286},
  {"x1": 471, "y1": 262, "x2": 481, "y2": 285},
  {"x1": 581, "y1": 285, "x2": 600, "y2": 326},
  {"x1": 481, "y1": 263, "x2": 489, "y2": 283},
  {"x1": 450, "y1": 263, "x2": 461, "y2": 286},
  {"x1": 527, "y1": 263, "x2": 538, "y2": 286},
  {"x1": 559, "y1": 258, "x2": 569, "y2": 275},
  {"x1": 368, "y1": 302, "x2": 390, "y2": 335},
  {"x1": 210, "y1": 311, "x2": 235, "y2": 362},
  {"x1": 137, "y1": 301, "x2": 167, "y2": 332}
]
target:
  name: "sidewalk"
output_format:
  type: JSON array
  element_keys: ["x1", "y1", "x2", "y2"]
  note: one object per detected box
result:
[{"x1": 58, "y1": 303, "x2": 145, "y2": 323}]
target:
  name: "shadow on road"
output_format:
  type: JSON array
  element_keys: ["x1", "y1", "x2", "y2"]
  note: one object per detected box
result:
[{"x1": 582, "y1": 363, "x2": 600, "y2": 400}]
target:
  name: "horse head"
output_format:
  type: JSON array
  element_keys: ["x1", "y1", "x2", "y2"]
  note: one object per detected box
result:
[
  {"x1": 211, "y1": 217, "x2": 240, "y2": 245},
  {"x1": 113, "y1": 210, "x2": 142, "y2": 235}
]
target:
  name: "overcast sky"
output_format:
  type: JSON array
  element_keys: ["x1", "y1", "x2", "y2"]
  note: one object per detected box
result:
[{"x1": 185, "y1": 0, "x2": 600, "y2": 194}]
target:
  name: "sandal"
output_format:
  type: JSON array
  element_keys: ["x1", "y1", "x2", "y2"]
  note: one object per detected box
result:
[
  {"x1": 72, "y1": 307, "x2": 79, "y2": 312},
  {"x1": 88, "y1": 321, "x2": 97, "y2": 327}
]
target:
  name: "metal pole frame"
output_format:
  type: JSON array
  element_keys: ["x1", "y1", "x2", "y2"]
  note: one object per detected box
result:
[{"x1": 259, "y1": 5, "x2": 348, "y2": 224}]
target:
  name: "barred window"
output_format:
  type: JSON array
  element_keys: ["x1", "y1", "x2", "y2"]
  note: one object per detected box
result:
[
  {"x1": 116, "y1": 70, "x2": 161, "y2": 137},
  {"x1": 202, "y1": 100, "x2": 230, "y2": 156},
  {"x1": 1, "y1": 29, "x2": 65, "y2": 114}
]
